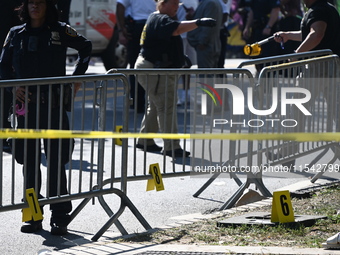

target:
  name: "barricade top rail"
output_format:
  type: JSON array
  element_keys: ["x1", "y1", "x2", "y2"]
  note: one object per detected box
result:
[
  {"x1": 113, "y1": 67, "x2": 254, "y2": 77},
  {"x1": 237, "y1": 49, "x2": 333, "y2": 69},
  {"x1": 0, "y1": 73, "x2": 129, "y2": 88},
  {"x1": 258, "y1": 54, "x2": 340, "y2": 77}
]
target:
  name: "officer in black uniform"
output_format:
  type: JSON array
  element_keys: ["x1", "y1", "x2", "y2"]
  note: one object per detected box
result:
[
  {"x1": 274, "y1": 0, "x2": 340, "y2": 55},
  {"x1": 0, "y1": 0, "x2": 22, "y2": 153},
  {"x1": 135, "y1": 0, "x2": 216, "y2": 157},
  {"x1": 0, "y1": 0, "x2": 92, "y2": 235}
]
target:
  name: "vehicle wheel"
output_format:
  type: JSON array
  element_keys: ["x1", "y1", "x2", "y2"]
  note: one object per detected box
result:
[{"x1": 101, "y1": 29, "x2": 128, "y2": 70}]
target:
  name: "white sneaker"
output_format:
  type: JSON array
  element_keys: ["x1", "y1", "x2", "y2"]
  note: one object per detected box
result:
[{"x1": 322, "y1": 232, "x2": 340, "y2": 249}]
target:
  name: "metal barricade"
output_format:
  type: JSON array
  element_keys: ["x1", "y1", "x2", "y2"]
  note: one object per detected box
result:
[
  {"x1": 0, "y1": 74, "x2": 151, "y2": 241},
  {"x1": 258, "y1": 55, "x2": 340, "y2": 183},
  {"x1": 113, "y1": 68, "x2": 271, "y2": 215},
  {"x1": 237, "y1": 49, "x2": 333, "y2": 70},
  {"x1": 209, "y1": 55, "x2": 340, "y2": 210},
  {"x1": 2, "y1": 55, "x2": 338, "y2": 241},
  {"x1": 114, "y1": 68, "x2": 255, "y2": 187},
  {"x1": 192, "y1": 54, "x2": 340, "y2": 210}
]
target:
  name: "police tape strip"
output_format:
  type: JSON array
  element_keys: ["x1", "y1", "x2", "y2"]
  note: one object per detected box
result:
[{"x1": 1, "y1": 129, "x2": 340, "y2": 142}]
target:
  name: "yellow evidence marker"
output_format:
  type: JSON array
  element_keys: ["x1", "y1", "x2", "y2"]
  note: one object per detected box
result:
[
  {"x1": 115, "y1": 125, "x2": 123, "y2": 145},
  {"x1": 271, "y1": 190, "x2": 295, "y2": 223},
  {"x1": 146, "y1": 163, "x2": 164, "y2": 191},
  {"x1": 22, "y1": 188, "x2": 43, "y2": 222}
]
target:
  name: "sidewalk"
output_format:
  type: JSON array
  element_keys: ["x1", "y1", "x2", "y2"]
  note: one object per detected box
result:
[
  {"x1": 49, "y1": 243, "x2": 340, "y2": 254},
  {"x1": 48, "y1": 179, "x2": 340, "y2": 255}
]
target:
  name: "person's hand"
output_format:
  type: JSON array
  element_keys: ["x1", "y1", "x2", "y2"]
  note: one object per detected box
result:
[
  {"x1": 118, "y1": 27, "x2": 132, "y2": 45},
  {"x1": 74, "y1": 82, "x2": 82, "y2": 96},
  {"x1": 242, "y1": 27, "x2": 251, "y2": 40},
  {"x1": 274, "y1": 32, "x2": 288, "y2": 43},
  {"x1": 15, "y1": 87, "x2": 30, "y2": 104},
  {"x1": 118, "y1": 30, "x2": 129, "y2": 46},
  {"x1": 196, "y1": 18, "x2": 216, "y2": 27},
  {"x1": 185, "y1": 7, "x2": 195, "y2": 20}
]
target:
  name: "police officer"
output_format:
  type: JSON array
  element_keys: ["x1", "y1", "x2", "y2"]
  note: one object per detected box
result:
[
  {"x1": 0, "y1": 0, "x2": 92, "y2": 235},
  {"x1": 135, "y1": 0, "x2": 216, "y2": 157},
  {"x1": 116, "y1": 0, "x2": 156, "y2": 113},
  {"x1": 0, "y1": 0, "x2": 22, "y2": 153}
]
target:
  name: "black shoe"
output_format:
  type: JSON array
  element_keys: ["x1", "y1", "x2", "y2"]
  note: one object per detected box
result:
[
  {"x1": 2, "y1": 140, "x2": 11, "y2": 153},
  {"x1": 50, "y1": 224, "x2": 68, "y2": 236},
  {"x1": 2, "y1": 145, "x2": 11, "y2": 153},
  {"x1": 136, "y1": 143, "x2": 162, "y2": 152},
  {"x1": 165, "y1": 148, "x2": 190, "y2": 157},
  {"x1": 21, "y1": 221, "x2": 43, "y2": 233}
]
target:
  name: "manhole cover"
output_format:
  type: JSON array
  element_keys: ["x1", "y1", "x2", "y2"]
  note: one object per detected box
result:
[{"x1": 217, "y1": 211, "x2": 327, "y2": 227}]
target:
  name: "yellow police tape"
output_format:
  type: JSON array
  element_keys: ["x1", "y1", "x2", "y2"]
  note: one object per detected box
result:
[{"x1": 1, "y1": 129, "x2": 340, "y2": 142}]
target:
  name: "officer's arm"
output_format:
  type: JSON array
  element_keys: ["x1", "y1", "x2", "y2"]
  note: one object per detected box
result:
[
  {"x1": 296, "y1": 21, "x2": 326, "y2": 53},
  {"x1": 172, "y1": 20, "x2": 198, "y2": 36},
  {"x1": 62, "y1": 25, "x2": 92, "y2": 75},
  {"x1": 173, "y1": 18, "x2": 217, "y2": 36},
  {"x1": 0, "y1": 30, "x2": 15, "y2": 80},
  {"x1": 116, "y1": 2, "x2": 131, "y2": 43}
]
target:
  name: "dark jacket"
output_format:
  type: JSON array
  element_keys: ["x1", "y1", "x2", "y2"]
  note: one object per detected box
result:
[{"x1": 0, "y1": 22, "x2": 92, "y2": 81}]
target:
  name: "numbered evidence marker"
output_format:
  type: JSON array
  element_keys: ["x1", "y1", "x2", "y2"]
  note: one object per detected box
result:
[
  {"x1": 115, "y1": 125, "x2": 123, "y2": 145},
  {"x1": 146, "y1": 163, "x2": 164, "y2": 191},
  {"x1": 271, "y1": 190, "x2": 295, "y2": 223},
  {"x1": 22, "y1": 188, "x2": 43, "y2": 222}
]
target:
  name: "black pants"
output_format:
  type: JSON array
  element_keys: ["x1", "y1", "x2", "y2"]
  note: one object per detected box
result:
[
  {"x1": 218, "y1": 26, "x2": 228, "y2": 68},
  {"x1": 13, "y1": 102, "x2": 73, "y2": 226},
  {"x1": 1, "y1": 88, "x2": 12, "y2": 147}
]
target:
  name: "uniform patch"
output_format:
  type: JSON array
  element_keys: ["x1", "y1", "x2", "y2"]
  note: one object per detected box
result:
[
  {"x1": 51, "y1": 31, "x2": 60, "y2": 41},
  {"x1": 65, "y1": 25, "x2": 78, "y2": 37}
]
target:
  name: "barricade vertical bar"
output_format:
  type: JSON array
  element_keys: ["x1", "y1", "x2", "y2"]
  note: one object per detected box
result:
[
  {"x1": 97, "y1": 79, "x2": 107, "y2": 189},
  {"x1": 258, "y1": 55, "x2": 340, "y2": 184},
  {"x1": 120, "y1": 74, "x2": 130, "y2": 193}
]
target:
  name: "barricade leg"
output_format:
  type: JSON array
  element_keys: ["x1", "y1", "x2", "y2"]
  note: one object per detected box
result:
[
  {"x1": 70, "y1": 196, "x2": 129, "y2": 236},
  {"x1": 311, "y1": 144, "x2": 340, "y2": 183},
  {"x1": 193, "y1": 172, "x2": 243, "y2": 197},
  {"x1": 219, "y1": 172, "x2": 272, "y2": 210},
  {"x1": 91, "y1": 188, "x2": 152, "y2": 241},
  {"x1": 97, "y1": 195, "x2": 128, "y2": 236}
]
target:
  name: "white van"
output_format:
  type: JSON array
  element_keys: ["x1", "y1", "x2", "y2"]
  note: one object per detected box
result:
[{"x1": 68, "y1": 0, "x2": 127, "y2": 70}]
